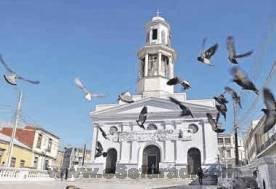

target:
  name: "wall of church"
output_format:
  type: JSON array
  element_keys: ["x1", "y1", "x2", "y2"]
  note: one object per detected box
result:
[{"x1": 90, "y1": 117, "x2": 219, "y2": 176}]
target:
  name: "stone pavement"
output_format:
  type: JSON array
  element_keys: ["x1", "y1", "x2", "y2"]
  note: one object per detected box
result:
[{"x1": 0, "y1": 179, "x2": 219, "y2": 189}]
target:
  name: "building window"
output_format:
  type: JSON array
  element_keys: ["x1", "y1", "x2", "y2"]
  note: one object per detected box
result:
[
  {"x1": 218, "y1": 138, "x2": 223, "y2": 144},
  {"x1": 11, "y1": 157, "x2": 16, "y2": 167},
  {"x1": 225, "y1": 138, "x2": 231, "y2": 144},
  {"x1": 44, "y1": 159, "x2": 49, "y2": 170},
  {"x1": 148, "y1": 54, "x2": 158, "y2": 76},
  {"x1": 161, "y1": 55, "x2": 169, "y2": 78},
  {"x1": 152, "y1": 29, "x2": 158, "y2": 40},
  {"x1": 47, "y1": 138, "x2": 52, "y2": 152},
  {"x1": 36, "y1": 134, "x2": 42, "y2": 149},
  {"x1": 226, "y1": 150, "x2": 231, "y2": 158},
  {"x1": 33, "y1": 157, "x2": 38, "y2": 168},
  {"x1": 139, "y1": 58, "x2": 145, "y2": 78},
  {"x1": 20, "y1": 160, "x2": 25, "y2": 168},
  {"x1": 188, "y1": 124, "x2": 199, "y2": 134}
]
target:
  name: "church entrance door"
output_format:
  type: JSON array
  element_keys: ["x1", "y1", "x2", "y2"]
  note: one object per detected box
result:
[
  {"x1": 187, "y1": 148, "x2": 201, "y2": 175},
  {"x1": 105, "y1": 148, "x2": 117, "y2": 174},
  {"x1": 142, "y1": 145, "x2": 160, "y2": 174}
]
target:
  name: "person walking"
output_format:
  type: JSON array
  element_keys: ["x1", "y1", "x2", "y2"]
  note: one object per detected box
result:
[{"x1": 197, "y1": 167, "x2": 204, "y2": 185}]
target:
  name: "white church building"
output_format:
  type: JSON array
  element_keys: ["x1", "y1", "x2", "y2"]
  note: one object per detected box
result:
[{"x1": 90, "y1": 14, "x2": 219, "y2": 176}]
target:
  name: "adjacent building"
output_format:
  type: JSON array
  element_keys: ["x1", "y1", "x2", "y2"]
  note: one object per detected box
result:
[
  {"x1": 244, "y1": 118, "x2": 276, "y2": 162},
  {"x1": 217, "y1": 133, "x2": 246, "y2": 168},
  {"x1": 0, "y1": 133, "x2": 33, "y2": 168},
  {"x1": 62, "y1": 147, "x2": 91, "y2": 170},
  {"x1": 242, "y1": 116, "x2": 276, "y2": 189},
  {"x1": 90, "y1": 14, "x2": 220, "y2": 176},
  {"x1": 0, "y1": 125, "x2": 60, "y2": 170}
]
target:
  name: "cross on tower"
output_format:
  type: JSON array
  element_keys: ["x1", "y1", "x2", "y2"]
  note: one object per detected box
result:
[{"x1": 156, "y1": 9, "x2": 161, "y2": 17}]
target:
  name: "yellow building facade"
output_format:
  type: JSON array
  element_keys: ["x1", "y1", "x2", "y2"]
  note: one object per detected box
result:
[{"x1": 0, "y1": 133, "x2": 33, "y2": 168}]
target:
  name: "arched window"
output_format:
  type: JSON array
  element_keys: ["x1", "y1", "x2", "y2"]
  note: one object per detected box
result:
[{"x1": 147, "y1": 124, "x2": 157, "y2": 130}]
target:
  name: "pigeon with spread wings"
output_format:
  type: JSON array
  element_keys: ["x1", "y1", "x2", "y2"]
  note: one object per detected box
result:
[
  {"x1": 262, "y1": 88, "x2": 276, "y2": 133},
  {"x1": 197, "y1": 38, "x2": 218, "y2": 66},
  {"x1": 230, "y1": 66, "x2": 259, "y2": 95},
  {"x1": 118, "y1": 91, "x2": 134, "y2": 103},
  {"x1": 214, "y1": 94, "x2": 228, "y2": 104},
  {"x1": 226, "y1": 36, "x2": 253, "y2": 64},
  {"x1": 167, "y1": 77, "x2": 191, "y2": 90},
  {"x1": 206, "y1": 113, "x2": 225, "y2": 133},
  {"x1": 0, "y1": 54, "x2": 40, "y2": 85},
  {"x1": 74, "y1": 77, "x2": 104, "y2": 101},
  {"x1": 213, "y1": 94, "x2": 228, "y2": 120},
  {"x1": 98, "y1": 126, "x2": 109, "y2": 140},
  {"x1": 224, "y1": 87, "x2": 242, "y2": 108},
  {"x1": 136, "y1": 106, "x2": 148, "y2": 129},
  {"x1": 169, "y1": 97, "x2": 193, "y2": 117},
  {"x1": 95, "y1": 141, "x2": 107, "y2": 158}
]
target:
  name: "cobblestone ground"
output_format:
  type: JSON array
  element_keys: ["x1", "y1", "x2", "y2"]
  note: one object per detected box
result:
[{"x1": 0, "y1": 178, "x2": 218, "y2": 189}]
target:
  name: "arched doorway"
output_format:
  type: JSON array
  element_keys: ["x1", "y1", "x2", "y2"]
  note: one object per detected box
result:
[
  {"x1": 187, "y1": 148, "x2": 201, "y2": 175},
  {"x1": 105, "y1": 148, "x2": 117, "y2": 174},
  {"x1": 142, "y1": 145, "x2": 160, "y2": 174}
]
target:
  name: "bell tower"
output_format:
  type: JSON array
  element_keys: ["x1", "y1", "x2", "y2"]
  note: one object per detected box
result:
[{"x1": 137, "y1": 12, "x2": 177, "y2": 97}]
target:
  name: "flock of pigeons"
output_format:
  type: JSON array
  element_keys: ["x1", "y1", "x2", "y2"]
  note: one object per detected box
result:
[
  {"x1": 0, "y1": 35, "x2": 274, "y2": 159},
  {"x1": 94, "y1": 36, "x2": 276, "y2": 158}
]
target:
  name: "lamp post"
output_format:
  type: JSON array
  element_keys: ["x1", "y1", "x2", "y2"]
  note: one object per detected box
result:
[
  {"x1": 6, "y1": 91, "x2": 23, "y2": 167},
  {"x1": 233, "y1": 101, "x2": 239, "y2": 167}
]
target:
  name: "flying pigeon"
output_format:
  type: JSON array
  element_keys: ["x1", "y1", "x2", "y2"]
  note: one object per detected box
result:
[
  {"x1": 262, "y1": 88, "x2": 276, "y2": 133},
  {"x1": 136, "y1": 106, "x2": 148, "y2": 129},
  {"x1": 230, "y1": 66, "x2": 259, "y2": 95},
  {"x1": 0, "y1": 54, "x2": 40, "y2": 85},
  {"x1": 169, "y1": 97, "x2": 194, "y2": 117},
  {"x1": 206, "y1": 113, "x2": 225, "y2": 133},
  {"x1": 215, "y1": 103, "x2": 227, "y2": 120},
  {"x1": 118, "y1": 91, "x2": 134, "y2": 103},
  {"x1": 214, "y1": 94, "x2": 229, "y2": 104},
  {"x1": 167, "y1": 77, "x2": 191, "y2": 90},
  {"x1": 95, "y1": 141, "x2": 107, "y2": 158},
  {"x1": 98, "y1": 126, "x2": 109, "y2": 140},
  {"x1": 226, "y1": 36, "x2": 253, "y2": 64},
  {"x1": 224, "y1": 86, "x2": 242, "y2": 108},
  {"x1": 74, "y1": 77, "x2": 104, "y2": 101},
  {"x1": 197, "y1": 38, "x2": 218, "y2": 66}
]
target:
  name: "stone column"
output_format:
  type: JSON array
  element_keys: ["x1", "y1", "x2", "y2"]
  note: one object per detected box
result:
[
  {"x1": 169, "y1": 56, "x2": 173, "y2": 78},
  {"x1": 144, "y1": 54, "x2": 149, "y2": 77},
  {"x1": 199, "y1": 120, "x2": 207, "y2": 164},
  {"x1": 119, "y1": 123, "x2": 131, "y2": 163},
  {"x1": 158, "y1": 52, "x2": 162, "y2": 75},
  {"x1": 91, "y1": 123, "x2": 99, "y2": 162},
  {"x1": 164, "y1": 121, "x2": 175, "y2": 162}
]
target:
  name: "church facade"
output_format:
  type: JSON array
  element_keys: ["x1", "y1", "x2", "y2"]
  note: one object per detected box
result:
[{"x1": 90, "y1": 15, "x2": 219, "y2": 176}]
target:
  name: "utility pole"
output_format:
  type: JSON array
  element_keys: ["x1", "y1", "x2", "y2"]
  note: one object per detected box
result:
[
  {"x1": 233, "y1": 101, "x2": 239, "y2": 167},
  {"x1": 82, "y1": 144, "x2": 86, "y2": 166},
  {"x1": 6, "y1": 91, "x2": 23, "y2": 167}
]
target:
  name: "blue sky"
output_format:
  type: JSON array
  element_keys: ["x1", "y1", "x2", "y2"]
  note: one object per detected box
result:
[{"x1": 0, "y1": 0, "x2": 275, "y2": 149}]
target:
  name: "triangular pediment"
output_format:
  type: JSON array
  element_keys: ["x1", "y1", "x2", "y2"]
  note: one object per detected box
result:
[{"x1": 91, "y1": 97, "x2": 216, "y2": 121}]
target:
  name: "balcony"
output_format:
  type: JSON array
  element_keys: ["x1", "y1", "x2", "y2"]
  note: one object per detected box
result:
[{"x1": 257, "y1": 132, "x2": 276, "y2": 156}]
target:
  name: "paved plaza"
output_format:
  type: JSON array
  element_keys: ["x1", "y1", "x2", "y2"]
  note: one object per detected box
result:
[{"x1": 0, "y1": 179, "x2": 218, "y2": 189}]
